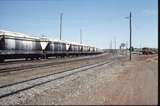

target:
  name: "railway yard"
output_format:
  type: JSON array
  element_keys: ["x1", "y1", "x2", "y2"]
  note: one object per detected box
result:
[
  {"x1": 0, "y1": 0, "x2": 158, "y2": 104},
  {"x1": 0, "y1": 53, "x2": 158, "y2": 105}
]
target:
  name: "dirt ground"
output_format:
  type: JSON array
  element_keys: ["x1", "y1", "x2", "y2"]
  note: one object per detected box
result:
[
  {"x1": 61, "y1": 55, "x2": 158, "y2": 105},
  {"x1": 19, "y1": 54, "x2": 157, "y2": 105}
]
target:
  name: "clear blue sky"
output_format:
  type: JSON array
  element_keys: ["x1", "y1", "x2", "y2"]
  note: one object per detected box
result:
[{"x1": 0, "y1": 0, "x2": 158, "y2": 49}]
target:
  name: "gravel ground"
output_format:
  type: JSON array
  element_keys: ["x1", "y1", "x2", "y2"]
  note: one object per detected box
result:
[
  {"x1": 0, "y1": 54, "x2": 158, "y2": 105},
  {"x1": 0, "y1": 53, "x2": 111, "y2": 86}
]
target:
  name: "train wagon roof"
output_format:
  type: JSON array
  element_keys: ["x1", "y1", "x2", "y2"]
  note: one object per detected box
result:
[
  {"x1": 0, "y1": 30, "x2": 40, "y2": 40},
  {"x1": 39, "y1": 37, "x2": 50, "y2": 41},
  {"x1": 64, "y1": 40, "x2": 89, "y2": 46},
  {"x1": 49, "y1": 39, "x2": 68, "y2": 43},
  {"x1": 47, "y1": 38, "x2": 92, "y2": 47},
  {"x1": 65, "y1": 41, "x2": 80, "y2": 45},
  {"x1": 48, "y1": 39, "x2": 83, "y2": 45}
]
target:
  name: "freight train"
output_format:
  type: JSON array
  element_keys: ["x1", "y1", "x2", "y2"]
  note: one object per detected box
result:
[{"x1": 0, "y1": 30, "x2": 103, "y2": 62}]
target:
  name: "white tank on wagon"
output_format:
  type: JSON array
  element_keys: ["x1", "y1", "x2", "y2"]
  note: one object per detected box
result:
[
  {"x1": 0, "y1": 30, "x2": 42, "y2": 53},
  {"x1": 95, "y1": 48, "x2": 103, "y2": 53},
  {"x1": 43, "y1": 38, "x2": 69, "y2": 55},
  {"x1": 64, "y1": 41, "x2": 80, "y2": 52},
  {"x1": 0, "y1": 30, "x2": 43, "y2": 62}
]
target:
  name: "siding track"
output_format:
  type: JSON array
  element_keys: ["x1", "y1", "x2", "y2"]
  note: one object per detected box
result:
[{"x1": 0, "y1": 59, "x2": 114, "y2": 99}]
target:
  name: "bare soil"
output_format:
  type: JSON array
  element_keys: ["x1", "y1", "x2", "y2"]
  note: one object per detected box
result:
[{"x1": 61, "y1": 55, "x2": 158, "y2": 105}]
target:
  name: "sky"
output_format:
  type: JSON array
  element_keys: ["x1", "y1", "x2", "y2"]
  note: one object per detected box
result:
[{"x1": 0, "y1": 0, "x2": 158, "y2": 49}]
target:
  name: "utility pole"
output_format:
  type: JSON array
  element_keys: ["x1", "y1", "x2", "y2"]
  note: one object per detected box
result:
[
  {"x1": 110, "y1": 40, "x2": 112, "y2": 54},
  {"x1": 80, "y1": 29, "x2": 82, "y2": 44},
  {"x1": 125, "y1": 12, "x2": 132, "y2": 61},
  {"x1": 60, "y1": 13, "x2": 63, "y2": 40},
  {"x1": 114, "y1": 36, "x2": 116, "y2": 55},
  {"x1": 129, "y1": 12, "x2": 132, "y2": 61}
]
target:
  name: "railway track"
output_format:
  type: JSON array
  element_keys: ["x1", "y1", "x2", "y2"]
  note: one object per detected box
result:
[
  {"x1": 0, "y1": 58, "x2": 106, "y2": 87},
  {"x1": 0, "y1": 53, "x2": 111, "y2": 73},
  {"x1": 0, "y1": 54, "x2": 100, "y2": 66},
  {"x1": 0, "y1": 57, "x2": 114, "y2": 99},
  {"x1": 0, "y1": 56, "x2": 72, "y2": 65},
  {"x1": 0, "y1": 53, "x2": 113, "y2": 88}
]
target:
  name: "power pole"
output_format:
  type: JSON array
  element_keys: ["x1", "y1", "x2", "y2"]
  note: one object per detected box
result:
[
  {"x1": 60, "y1": 13, "x2": 63, "y2": 40},
  {"x1": 80, "y1": 29, "x2": 82, "y2": 44},
  {"x1": 114, "y1": 36, "x2": 116, "y2": 55},
  {"x1": 129, "y1": 12, "x2": 132, "y2": 61},
  {"x1": 110, "y1": 40, "x2": 112, "y2": 54},
  {"x1": 125, "y1": 12, "x2": 132, "y2": 61}
]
